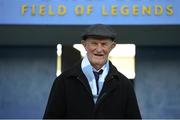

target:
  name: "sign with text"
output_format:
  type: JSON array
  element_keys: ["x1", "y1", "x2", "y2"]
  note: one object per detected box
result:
[{"x1": 0, "y1": 0, "x2": 179, "y2": 25}]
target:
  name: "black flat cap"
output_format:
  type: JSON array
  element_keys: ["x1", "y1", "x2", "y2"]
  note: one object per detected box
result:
[{"x1": 81, "y1": 24, "x2": 116, "y2": 41}]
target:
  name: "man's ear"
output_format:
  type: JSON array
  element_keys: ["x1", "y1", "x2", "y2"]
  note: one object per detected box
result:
[
  {"x1": 81, "y1": 40, "x2": 88, "y2": 51},
  {"x1": 111, "y1": 41, "x2": 116, "y2": 49},
  {"x1": 81, "y1": 40, "x2": 86, "y2": 47},
  {"x1": 81, "y1": 40, "x2": 87, "y2": 49}
]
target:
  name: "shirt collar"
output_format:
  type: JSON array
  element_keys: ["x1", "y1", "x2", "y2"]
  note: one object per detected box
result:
[{"x1": 92, "y1": 62, "x2": 107, "y2": 73}]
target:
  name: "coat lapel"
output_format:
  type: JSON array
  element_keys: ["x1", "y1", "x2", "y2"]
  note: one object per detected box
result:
[{"x1": 69, "y1": 61, "x2": 93, "y2": 97}]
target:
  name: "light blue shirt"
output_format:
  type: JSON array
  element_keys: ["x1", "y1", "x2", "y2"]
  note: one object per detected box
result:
[{"x1": 81, "y1": 55, "x2": 109, "y2": 103}]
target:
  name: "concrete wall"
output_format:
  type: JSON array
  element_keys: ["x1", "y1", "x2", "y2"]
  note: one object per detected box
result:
[
  {"x1": 135, "y1": 46, "x2": 180, "y2": 119},
  {"x1": 0, "y1": 47, "x2": 56, "y2": 118}
]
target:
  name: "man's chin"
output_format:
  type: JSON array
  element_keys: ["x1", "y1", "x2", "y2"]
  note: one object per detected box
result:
[{"x1": 93, "y1": 61, "x2": 105, "y2": 67}]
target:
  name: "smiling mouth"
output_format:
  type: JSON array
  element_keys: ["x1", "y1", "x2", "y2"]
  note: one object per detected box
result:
[{"x1": 94, "y1": 54, "x2": 104, "y2": 56}]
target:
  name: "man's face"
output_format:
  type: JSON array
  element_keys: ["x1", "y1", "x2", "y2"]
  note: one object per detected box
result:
[{"x1": 82, "y1": 38, "x2": 116, "y2": 70}]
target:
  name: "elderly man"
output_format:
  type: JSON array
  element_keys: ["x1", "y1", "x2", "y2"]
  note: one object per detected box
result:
[{"x1": 43, "y1": 24, "x2": 141, "y2": 119}]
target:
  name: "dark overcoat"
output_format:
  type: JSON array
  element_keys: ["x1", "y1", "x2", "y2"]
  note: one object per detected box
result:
[{"x1": 43, "y1": 61, "x2": 141, "y2": 119}]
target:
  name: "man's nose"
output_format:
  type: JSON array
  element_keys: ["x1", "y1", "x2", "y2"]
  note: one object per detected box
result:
[{"x1": 96, "y1": 44, "x2": 103, "y2": 52}]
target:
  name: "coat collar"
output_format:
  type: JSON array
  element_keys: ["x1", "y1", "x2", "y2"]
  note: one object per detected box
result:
[
  {"x1": 69, "y1": 60, "x2": 119, "y2": 79},
  {"x1": 67, "y1": 60, "x2": 122, "y2": 102}
]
